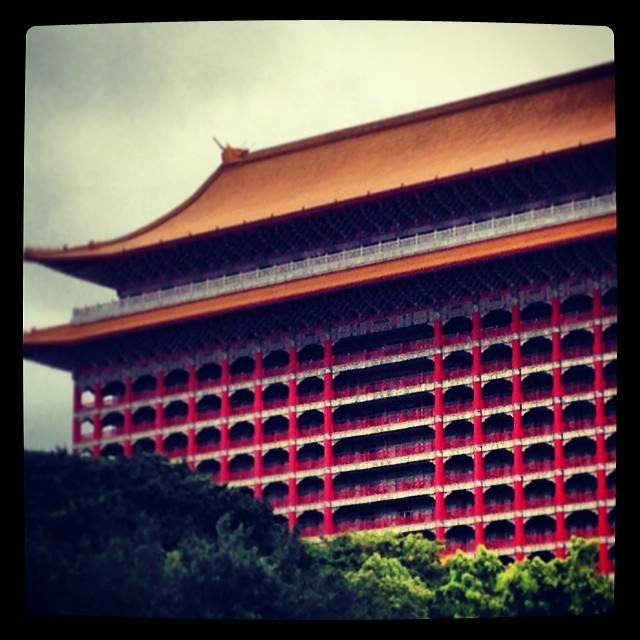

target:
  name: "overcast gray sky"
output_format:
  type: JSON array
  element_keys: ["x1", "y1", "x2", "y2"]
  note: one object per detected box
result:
[{"x1": 23, "y1": 21, "x2": 614, "y2": 451}]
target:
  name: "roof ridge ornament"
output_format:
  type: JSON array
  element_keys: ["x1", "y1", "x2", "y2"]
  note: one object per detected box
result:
[{"x1": 213, "y1": 136, "x2": 249, "y2": 164}]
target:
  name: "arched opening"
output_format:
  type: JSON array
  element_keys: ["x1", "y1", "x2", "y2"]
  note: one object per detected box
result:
[
  {"x1": 483, "y1": 449, "x2": 514, "y2": 478},
  {"x1": 561, "y1": 293, "x2": 592, "y2": 316},
  {"x1": 528, "y1": 550, "x2": 555, "y2": 562},
  {"x1": 521, "y1": 371, "x2": 553, "y2": 400},
  {"x1": 262, "y1": 448, "x2": 289, "y2": 470},
  {"x1": 563, "y1": 400, "x2": 595, "y2": 426},
  {"x1": 196, "y1": 362, "x2": 221, "y2": 384},
  {"x1": 263, "y1": 415, "x2": 289, "y2": 439},
  {"x1": 164, "y1": 400, "x2": 188, "y2": 421},
  {"x1": 132, "y1": 374, "x2": 156, "y2": 395},
  {"x1": 81, "y1": 387, "x2": 95, "y2": 406},
  {"x1": 481, "y1": 343, "x2": 512, "y2": 370},
  {"x1": 520, "y1": 301, "x2": 551, "y2": 324},
  {"x1": 607, "y1": 507, "x2": 615, "y2": 528},
  {"x1": 230, "y1": 356, "x2": 255, "y2": 377},
  {"x1": 229, "y1": 453, "x2": 254, "y2": 474},
  {"x1": 298, "y1": 343, "x2": 323, "y2": 365},
  {"x1": 525, "y1": 515, "x2": 555, "y2": 541},
  {"x1": 263, "y1": 481, "x2": 288, "y2": 505},
  {"x1": 443, "y1": 385, "x2": 473, "y2": 409},
  {"x1": 522, "y1": 407, "x2": 553, "y2": 435},
  {"x1": 101, "y1": 411, "x2": 124, "y2": 431},
  {"x1": 298, "y1": 442, "x2": 324, "y2": 465},
  {"x1": 482, "y1": 308, "x2": 512, "y2": 330},
  {"x1": 196, "y1": 394, "x2": 221, "y2": 415},
  {"x1": 445, "y1": 525, "x2": 474, "y2": 548},
  {"x1": 298, "y1": 376, "x2": 324, "y2": 398},
  {"x1": 132, "y1": 437, "x2": 155, "y2": 455},
  {"x1": 297, "y1": 476, "x2": 324, "y2": 503},
  {"x1": 230, "y1": 388, "x2": 254, "y2": 408},
  {"x1": 606, "y1": 470, "x2": 615, "y2": 491},
  {"x1": 101, "y1": 442, "x2": 124, "y2": 458},
  {"x1": 298, "y1": 409, "x2": 324, "y2": 433},
  {"x1": 482, "y1": 378, "x2": 512, "y2": 406},
  {"x1": 263, "y1": 382, "x2": 289, "y2": 404},
  {"x1": 524, "y1": 478, "x2": 555, "y2": 507},
  {"x1": 442, "y1": 315, "x2": 472, "y2": 337},
  {"x1": 164, "y1": 431, "x2": 187, "y2": 453},
  {"x1": 102, "y1": 380, "x2": 125, "y2": 404},
  {"x1": 564, "y1": 473, "x2": 597, "y2": 501},
  {"x1": 196, "y1": 458, "x2": 220, "y2": 476},
  {"x1": 523, "y1": 442, "x2": 554, "y2": 470},
  {"x1": 564, "y1": 436, "x2": 596, "y2": 464},
  {"x1": 263, "y1": 349, "x2": 289, "y2": 371},
  {"x1": 196, "y1": 426, "x2": 220, "y2": 447},
  {"x1": 566, "y1": 509, "x2": 598, "y2": 537},
  {"x1": 297, "y1": 510, "x2": 323, "y2": 533},
  {"x1": 604, "y1": 360, "x2": 616, "y2": 386},
  {"x1": 132, "y1": 406, "x2": 156, "y2": 427},
  {"x1": 444, "y1": 419, "x2": 473, "y2": 445},
  {"x1": 521, "y1": 336, "x2": 552, "y2": 362},
  {"x1": 562, "y1": 365, "x2": 594, "y2": 392},
  {"x1": 445, "y1": 490, "x2": 474, "y2": 516},
  {"x1": 444, "y1": 455, "x2": 473, "y2": 482},
  {"x1": 443, "y1": 350, "x2": 473, "y2": 375},
  {"x1": 485, "y1": 520, "x2": 515, "y2": 545},
  {"x1": 483, "y1": 413, "x2": 513, "y2": 441},
  {"x1": 229, "y1": 421, "x2": 254, "y2": 442},
  {"x1": 562, "y1": 329, "x2": 594, "y2": 355},
  {"x1": 164, "y1": 368, "x2": 188, "y2": 389},
  {"x1": 484, "y1": 484, "x2": 514, "y2": 513},
  {"x1": 602, "y1": 323, "x2": 617, "y2": 346},
  {"x1": 605, "y1": 396, "x2": 616, "y2": 420},
  {"x1": 80, "y1": 418, "x2": 94, "y2": 438}
]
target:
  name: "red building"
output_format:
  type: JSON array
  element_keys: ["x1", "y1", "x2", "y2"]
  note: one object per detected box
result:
[{"x1": 24, "y1": 64, "x2": 616, "y2": 572}]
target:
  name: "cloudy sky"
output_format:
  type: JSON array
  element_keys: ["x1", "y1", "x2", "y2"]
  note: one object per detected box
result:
[{"x1": 23, "y1": 21, "x2": 614, "y2": 451}]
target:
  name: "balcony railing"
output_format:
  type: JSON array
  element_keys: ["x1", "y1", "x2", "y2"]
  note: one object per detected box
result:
[
  {"x1": 334, "y1": 476, "x2": 434, "y2": 500},
  {"x1": 334, "y1": 441, "x2": 433, "y2": 466},
  {"x1": 484, "y1": 501, "x2": 515, "y2": 515},
  {"x1": 334, "y1": 510, "x2": 434, "y2": 533},
  {"x1": 484, "y1": 537, "x2": 516, "y2": 550},
  {"x1": 72, "y1": 193, "x2": 616, "y2": 325}
]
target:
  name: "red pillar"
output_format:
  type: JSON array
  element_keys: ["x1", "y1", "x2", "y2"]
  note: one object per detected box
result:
[
  {"x1": 512, "y1": 338, "x2": 522, "y2": 369},
  {"x1": 473, "y1": 413, "x2": 483, "y2": 446},
  {"x1": 473, "y1": 449, "x2": 484, "y2": 481},
  {"x1": 434, "y1": 318, "x2": 443, "y2": 349},
  {"x1": 323, "y1": 372, "x2": 333, "y2": 401},
  {"x1": 323, "y1": 339, "x2": 333, "y2": 367},
  {"x1": 254, "y1": 416, "x2": 263, "y2": 447},
  {"x1": 188, "y1": 364, "x2": 197, "y2": 392},
  {"x1": 72, "y1": 417, "x2": 81, "y2": 445},
  {"x1": 511, "y1": 302, "x2": 521, "y2": 334},
  {"x1": 220, "y1": 422, "x2": 230, "y2": 450},
  {"x1": 156, "y1": 370, "x2": 165, "y2": 397},
  {"x1": 595, "y1": 431, "x2": 607, "y2": 464},
  {"x1": 513, "y1": 409, "x2": 523, "y2": 441},
  {"x1": 187, "y1": 426, "x2": 196, "y2": 457},
  {"x1": 289, "y1": 345, "x2": 298, "y2": 374},
  {"x1": 555, "y1": 511, "x2": 567, "y2": 545},
  {"x1": 553, "y1": 366, "x2": 563, "y2": 398},
  {"x1": 474, "y1": 484, "x2": 484, "y2": 517},
  {"x1": 592, "y1": 289, "x2": 603, "y2": 320},
  {"x1": 123, "y1": 439, "x2": 133, "y2": 458},
  {"x1": 323, "y1": 472, "x2": 334, "y2": 535},
  {"x1": 551, "y1": 295, "x2": 561, "y2": 326},
  {"x1": 554, "y1": 437, "x2": 565, "y2": 471},
  {"x1": 597, "y1": 505, "x2": 609, "y2": 538},
  {"x1": 93, "y1": 382, "x2": 103, "y2": 409},
  {"x1": 553, "y1": 402, "x2": 564, "y2": 434},
  {"x1": 124, "y1": 375, "x2": 133, "y2": 403},
  {"x1": 221, "y1": 358, "x2": 230, "y2": 385},
  {"x1": 595, "y1": 394, "x2": 606, "y2": 427},
  {"x1": 514, "y1": 478, "x2": 524, "y2": 511},
  {"x1": 288, "y1": 509, "x2": 297, "y2": 531},
  {"x1": 254, "y1": 351, "x2": 264, "y2": 380},
  {"x1": 552, "y1": 331, "x2": 562, "y2": 362},
  {"x1": 73, "y1": 385, "x2": 82, "y2": 412},
  {"x1": 594, "y1": 358, "x2": 605, "y2": 392},
  {"x1": 472, "y1": 345, "x2": 481, "y2": 376},
  {"x1": 323, "y1": 406, "x2": 333, "y2": 436},
  {"x1": 288, "y1": 377, "x2": 298, "y2": 406},
  {"x1": 220, "y1": 454, "x2": 230, "y2": 482},
  {"x1": 474, "y1": 520, "x2": 485, "y2": 547},
  {"x1": 92, "y1": 413, "x2": 102, "y2": 442},
  {"x1": 254, "y1": 383, "x2": 263, "y2": 414},
  {"x1": 473, "y1": 379, "x2": 482, "y2": 411},
  {"x1": 593, "y1": 324, "x2": 604, "y2": 356},
  {"x1": 472, "y1": 311, "x2": 481, "y2": 341},
  {"x1": 435, "y1": 490, "x2": 445, "y2": 522},
  {"x1": 187, "y1": 396, "x2": 197, "y2": 423},
  {"x1": 512, "y1": 372, "x2": 522, "y2": 404},
  {"x1": 515, "y1": 516, "x2": 525, "y2": 550}
]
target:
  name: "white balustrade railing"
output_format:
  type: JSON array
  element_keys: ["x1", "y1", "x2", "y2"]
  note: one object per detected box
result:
[{"x1": 72, "y1": 193, "x2": 616, "y2": 324}]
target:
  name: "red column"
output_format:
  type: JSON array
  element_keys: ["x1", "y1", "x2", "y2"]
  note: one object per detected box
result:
[
  {"x1": 552, "y1": 332, "x2": 562, "y2": 362},
  {"x1": 187, "y1": 426, "x2": 196, "y2": 457},
  {"x1": 287, "y1": 509, "x2": 297, "y2": 531},
  {"x1": 513, "y1": 409, "x2": 523, "y2": 441},
  {"x1": 93, "y1": 382, "x2": 103, "y2": 409},
  {"x1": 554, "y1": 437, "x2": 565, "y2": 470},
  {"x1": 511, "y1": 302, "x2": 521, "y2": 333},
  {"x1": 220, "y1": 421, "x2": 230, "y2": 450},
  {"x1": 188, "y1": 364, "x2": 196, "y2": 392},
  {"x1": 553, "y1": 402, "x2": 564, "y2": 434},
  {"x1": 221, "y1": 390, "x2": 230, "y2": 419},
  {"x1": 435, "y1": 489, "x2": 445, "y2": 521},
  {"x1": 472, "y1": 345, "x2": 481, "y2": 376},
  {"x1": 253, "y1": 483, "x2": 263, "y2": 500},
  {"x1": 553, "y1": 366, "x2": 563, "y2": 398},
  {"x1": 435, "y1": 455, "x2": 445, "y2": 486},
  {"x1": 154, "y1": 432, "x2": 164, "y2": 456},
  {"x1": 594, "y1": 358, "x2": 605, "y2": 392},
  {"x1": 473, "y1": 449, "x2": 484, "y2": 481},
  {"x1": 434, "y1": 319, "x2": 443, "y2": 349},
  {"x1": 474, "y1": 484, "x2": 484, "y2": 517},
  {"x1": 473, "y1": 413, "x2": 483, "y2": 446},
  {"x1": 254, "y1": 383, "x2": 263, "y2": 414},
  {"x1": 220, "y1": 454, "x2": 230, "y2": 482},
  {"x1": 597, "y1": 504, "x2": 609, "y2": 538},
  {"x1": 123, "y1": 439, "x2": 133, "y2": 458},
  {"x1": 434, "y1": 352, "x2": 443, "y2": 383},
  {"x1": 323, "y1": 473, "x2": 334, "y2": 535},
  {"x1": 595, "y1": 431, "x2": 607, "y2": 464},
  {"x1": 221, "y1": 358, "x2": 230, "y2": 385},
  {"x1": 512, "y1": 338, "x2": 522, "y2": 369},
  {"x1": 472, "y1": 311, "x2": 481, "y2": 341},
  {"x1": 592, "y1": 289, "x2": 603, "y2": 320},
  {"x1": 474, "y1": 520, "x2": 485, "y2": 547},
  {"x1": 124, "y1": 376, "x2": 133, "y2": 403},
  {"x1": 323, "y1": 372, "x2": 333, "y2": 401},
  {"x1": 73, "y1": 385, "x2": 82, "y2": 412},
  {"x1": 323, "y1": 339, "x2": 333, "y2": 367},
  {"x1": 593, "y1": 324, "x2": 604, "y2": 356},
  {"x1": 187, "y1": 396, "x2": 197, "y2": 423},
  {"x1": 596, "y1": 468, "x2": 608, "y2": 500},
  {"x1": 288, "y1": 377, "x2": 298, "y2": 406},
  {"x1": 254, "y1": 351, "x2": 264, "y2": 380},
  {"x1": 288, "y1": 443, "x2": 298, "y2": 474},
  {"x1": 554, "y1": 473, "x2": 565, "y2": 507},
  {"x1": 254, "y1": 416, "x2": 263, "y2": 446},
  {"x1": 124, "y1": 407, "x2": 133, "y2": 448},
  {"x1": 514, "y1": 516, "x2": 525, "y2": 554},
  {"x1": 289, "y1": 345, "x2": 298, "y2": 374},
  {"x1": 473, "y1": 379, "x2": 482, "y2": 411},
  {"x1": 323, "y1": 406, "x2": 334, "y2": 436},
  {"x1": 595, "y1": 394, "x2": 605, "y2": 427},
  {"x1": 555, "y1": 510, "x2": 567, "y2": 556},
  {"x1": 92, "y1": 413, "x2": 102, "y2": 442},
  {"x1": 514, "y1": 478, "x2": 524, "y2": 511},
  {"x1": 512, "y1": 372, "x2": 522, "y2": 404}
]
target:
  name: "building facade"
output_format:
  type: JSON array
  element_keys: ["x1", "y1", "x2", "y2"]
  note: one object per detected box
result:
[{"x1": 24, "y1": 64, "x2": 616, "y2": 572}]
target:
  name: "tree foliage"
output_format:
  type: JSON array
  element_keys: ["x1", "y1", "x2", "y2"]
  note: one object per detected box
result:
[{"x1": 24, "y1": 451, "x2": 614, "y2": 619}]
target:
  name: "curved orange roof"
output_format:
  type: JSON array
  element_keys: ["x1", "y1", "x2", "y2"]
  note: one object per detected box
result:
[
  {"x1": 23, "y1": 214, "x2": 616, "y2": 350},
  {"x1": 25, "y1": 63, "x2": 615, "y2": 265}
]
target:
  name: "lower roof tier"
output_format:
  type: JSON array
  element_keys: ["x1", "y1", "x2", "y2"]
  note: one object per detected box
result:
[{"x1": 24, "y1": 233, "x2": 616, "y2": 372}]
